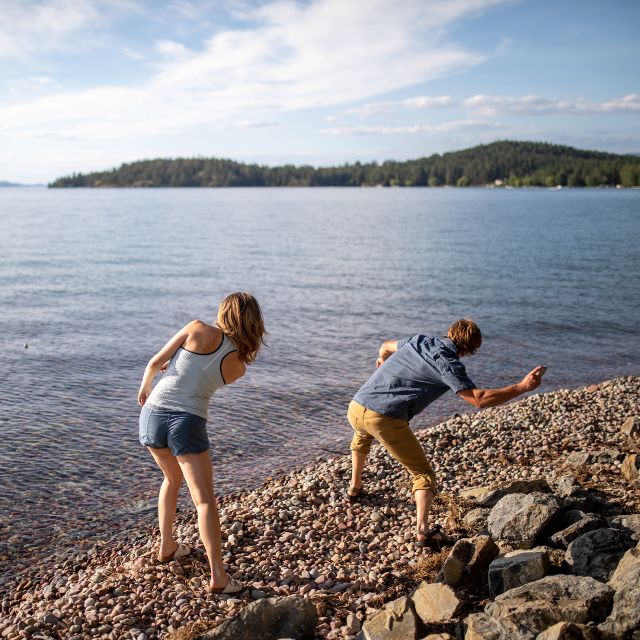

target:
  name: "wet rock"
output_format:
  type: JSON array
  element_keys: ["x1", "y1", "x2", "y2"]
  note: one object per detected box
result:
[
  {"x1": 549, "y1": 514, "x2": 605, "y2": 549},
  {"x1": 485, "y1": 575, "x2": 614, "y2": 637},
  {"x1": 599, "y1": 545, "x2": 640, "y2": 639},
  {"x1": 412, "y1": 582, "x2": 463, "y2": 624},
  {"x1": 621, "y1": 416, "x2": 639, "y2": 437},
  {"x1": 488, "y1": 493, "x2": 561, "y2": 549},
  {"x1": 488, "y1": 550, "x2": 550, "y2": 596},
  {"x1": 535, "y1": 621, "x2": 600, "y2": 640},
  {"x1": 357, "y1": 596, "x2": 417, "y2": 640},
  {"x1": 621, "y1": 454, "x2": 640, "y2": 485},
  {"x1": 565, "y1": 528, "x2": 635, "y2": 581},
  {"x1": 194, "y1": 595, "x2": 317, "y2": 640}
]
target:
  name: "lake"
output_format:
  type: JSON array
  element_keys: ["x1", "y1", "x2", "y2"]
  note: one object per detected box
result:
[{"x1": 0, "y1": 187, "x2": 638, "y2": 571}]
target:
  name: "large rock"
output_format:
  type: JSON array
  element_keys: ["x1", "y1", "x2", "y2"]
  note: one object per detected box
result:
[
  {"x1": 609, "y1": 513, "x2": 640, "y2": 541},
  {"x1": 488, "y1": 550, "x2": 550, "y2": 596},
  {"x1": 484, "y1": 575, "x2": 613, "y2": 638},
  {"x1": 488, "y1": 493, "x2": 561, "y2": 549},
  {"x1": 436, "y1": 535, "x2": 498, "y2": 587},
  {"x1": 411, "y1": 582, "x2": 463, "y2": 624},
  {"x1": 462, "y1": 480, "x2": 550, "y2": 508},
  {"x1": 552, "y1": 477, "x2": 597, "y2": 511},
  {"x1": 464, "y1": 613, "x2": 523, "y2": 640},
  {"x1": 621, "y1": 454, "x2": 640, "y2": 485},
  {"x1": 621, "y1": 416, "x2": 639, "y2": 436},
  {"x1": 549, "y1": 513, "x2": 605, "y2": 549},
  {"x1": 195, "y1": 595, "x2": 317, "y2": 639},
  {"x1": 535, "y1": 621, "x2": 600, "y2": 639},
  {"x1": 599, "y1": 545, "x2": 640, "y2": 639},
  {"x1": 357, "y1": 596, "x2": 417, "y2": 640},
  {"x1": 565, "y1": 528, "x2": 635, "y2": 581},
  {"x1": 463, "y1": 508, "x2": 491, "y2": 532}
]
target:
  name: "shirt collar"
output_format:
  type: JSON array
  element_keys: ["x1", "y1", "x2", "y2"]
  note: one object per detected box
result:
[{"x1": 441, "y1": 337, "x2": 458, "y2": 354}]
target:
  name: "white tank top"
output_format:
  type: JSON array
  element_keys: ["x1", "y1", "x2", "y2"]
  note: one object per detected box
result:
[{"x1": 147, "y1": 333, "x2": 237, "y2": 419}]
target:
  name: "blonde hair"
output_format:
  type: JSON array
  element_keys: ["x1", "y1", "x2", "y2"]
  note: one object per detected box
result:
[
  {"x1": 217, "y1": 292, "x2": 266, "y2": 364},
  {"x1": 447, "y1": 318, "x2": 482, "y2": 357}
]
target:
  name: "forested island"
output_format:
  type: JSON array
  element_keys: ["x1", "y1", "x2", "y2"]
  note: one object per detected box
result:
[{"x1": 49, "y1": 141, "x2": 640, "y2": 188}]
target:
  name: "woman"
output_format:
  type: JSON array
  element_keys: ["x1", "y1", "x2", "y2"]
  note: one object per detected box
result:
[{"x1": 138, "y1": 292, "x2": 265, "y2": 594}]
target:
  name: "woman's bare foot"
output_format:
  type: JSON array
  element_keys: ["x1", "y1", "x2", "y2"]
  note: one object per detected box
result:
[{"x1": 158, "y1": 540, "x2": 178, "y2": 561}]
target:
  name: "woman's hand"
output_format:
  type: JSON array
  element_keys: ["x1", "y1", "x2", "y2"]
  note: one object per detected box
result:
[{"x1": 138, "y1": 387, "x2": 149, "y2": 406}]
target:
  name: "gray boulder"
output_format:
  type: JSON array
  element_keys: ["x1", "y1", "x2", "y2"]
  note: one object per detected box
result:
[
  {"x1": 488, "y1": 493, "x2": 561, "y2": 549},
  {"x1": 436, "y1": 535, "x2": 498, "y2": 587},
  {"x1": 462, "y1": 480, "x2": 551, "y2": 508},
  {"x1": 484, "y1": 575, "x2": 613, "y2": 638},
  {"x1": 552, "y1": 477, "x2": 597, "y2": 511},
  {"x1": 565, "y1": 528, "x2": 635, "y2": 581},
  {"x1": 463, "y1": 508, "x2": 491, "y2": 532},
  {"x1": 599, "y1": 545, "x2": 640, "y2": 639},
  {"x1": 488, "y1": 550, "x2": 550, "y2": 596},
  {"x1": 357, "y1": 596, "x2": 417, "y2": 640},
  {"x1": 465, "y1": 613, "x2": 518, "y2": 640},
  {"x1": 609, "y1": 513, "x2": 640, "y2": 541},
  {"x1": 549, "y1": 513, "x2": 606, "y2": 549},
  {"x1": 195, "y1": 595, "x2": 317, "y2": 640}
]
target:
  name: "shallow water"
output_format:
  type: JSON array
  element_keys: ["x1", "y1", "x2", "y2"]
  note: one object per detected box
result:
[{"x1": 0, "y1": 187, "x2": 638, "y2": 569}]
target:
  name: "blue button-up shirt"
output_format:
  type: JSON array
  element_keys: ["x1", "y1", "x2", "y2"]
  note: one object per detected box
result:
[{"x1": 353, "y1": 335, "x2": 476, "y2": 421}]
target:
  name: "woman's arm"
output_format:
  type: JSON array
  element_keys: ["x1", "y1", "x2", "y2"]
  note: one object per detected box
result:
[{"x1": 137, "y1": 322, "x2": 195, "y2": 406}]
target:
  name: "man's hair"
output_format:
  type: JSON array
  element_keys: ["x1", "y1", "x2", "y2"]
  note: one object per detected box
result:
[{"x1": 448, "y1": 318, "x2": 482, "y2": 357}]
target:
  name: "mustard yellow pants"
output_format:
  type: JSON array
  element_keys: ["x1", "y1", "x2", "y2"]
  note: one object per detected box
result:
[{"x1": 348, "y1": 400, "x2": 437, "y2": 494}]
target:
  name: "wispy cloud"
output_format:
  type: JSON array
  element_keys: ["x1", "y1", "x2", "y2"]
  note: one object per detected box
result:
[
  {"x1": 321, "y1": 119, "x2": 500, "y2": 136},
  {"x1": 0, "y1": 0, "x2": 504, "y2": 141}
]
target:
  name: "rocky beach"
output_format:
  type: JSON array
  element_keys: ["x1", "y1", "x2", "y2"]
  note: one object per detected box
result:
[{"x1": 1, "y1": 377, "x2": 638, "y2": 640}]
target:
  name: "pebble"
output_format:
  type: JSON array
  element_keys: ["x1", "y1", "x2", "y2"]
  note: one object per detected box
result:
[{"x1": 2, "y1": 377, "x2": 638, "y2": 640}]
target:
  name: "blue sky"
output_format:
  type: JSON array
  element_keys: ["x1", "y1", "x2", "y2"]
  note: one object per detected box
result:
[{"x1": 1, "y1": 0, "x2": 639, "y2": 182}]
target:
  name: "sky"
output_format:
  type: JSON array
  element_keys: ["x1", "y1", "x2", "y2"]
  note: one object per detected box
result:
[{"x1": 1, "y1": 0, "x2": 639, "y2": 183}]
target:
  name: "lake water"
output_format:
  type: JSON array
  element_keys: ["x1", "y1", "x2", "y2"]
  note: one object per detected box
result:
[{"x1": 1, "y1": 187, "x2": 638, "y2": 572}]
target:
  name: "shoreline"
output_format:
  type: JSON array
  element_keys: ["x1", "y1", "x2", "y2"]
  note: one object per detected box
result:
[{"x1": 1, "y1": 376, "x2": 638, "y2": 639}]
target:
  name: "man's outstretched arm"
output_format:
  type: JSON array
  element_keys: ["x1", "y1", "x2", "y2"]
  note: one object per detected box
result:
[{"x1": 458, "y1": 365, "x2": 546, "y2": 409}]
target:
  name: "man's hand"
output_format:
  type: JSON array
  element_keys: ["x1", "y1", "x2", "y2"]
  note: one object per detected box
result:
[
  {"x1": 520, "y1": 365, "x2": 546, "y2": 392},
  {"x1": 375, "y1": 357, "x2": 384, "y2": 368}
]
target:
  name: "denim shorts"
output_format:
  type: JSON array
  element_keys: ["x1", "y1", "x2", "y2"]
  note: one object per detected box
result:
[{"x1": 139, "y1": 403, "x2": 210, "y2": 456}]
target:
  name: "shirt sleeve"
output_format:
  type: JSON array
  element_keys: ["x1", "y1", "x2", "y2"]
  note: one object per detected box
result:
[{"x1": 439, "y1": 359, "x2": 476, "y2": 393}]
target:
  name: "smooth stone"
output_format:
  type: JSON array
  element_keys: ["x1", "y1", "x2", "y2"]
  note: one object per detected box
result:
[
  {"x1": 621, "y1": 416, "x2": 639, "y2": 436},
  {"x1": 412, "y1": 582, "x2": 463, "y2": 624},
  {"x1": 357, "y1": 596, "x2": 417, "y2": 640},
  {"x1": 535, "y1": 622, "x2": 599, "y2": 640}
]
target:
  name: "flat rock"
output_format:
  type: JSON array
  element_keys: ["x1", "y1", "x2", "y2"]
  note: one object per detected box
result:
[
  {"x1": 462, "y1": 480, "x2": 550, "y2": 508},
  {"x1": 621, "y1": 416, "x2": 639, "y2": 436},
  {"x1": 565, "y1": 528, "x2": 635, "y2": 581},
  {"x1": 609, "y1": 513, "x2": 640, "y2": 540},
  {"x1": 488, "y1": 493, "x2": 561, "y2": 549},
  {"x1": 412, "y1": 582, "x2": 463, "y2": 624},
  {"x1": 535, "y1": 621, "x2": 600, "y2": 639},
  {"x1": 486, "y1": 575, "x2": 613, "y2": 637},
  {"x1": 463, "y1": 508, "x2": 491, "y2": 532},
  {"x1": 488, "y1": 550, "x2": 550, "y2": 596},
  {"x1": 357, "y1": 596, "x2": 417, "y2": 640},
  {"x1": 195, "y1": 595, "x2": 317, "y2": 640},
  {"x1": 564, "y1": 453, "x2": 591, "y2": 468},
  {"x1": 599, "y1": 545, "x2": 640, "y2": 639},
  {"x1": 549, "y1": 514, "x2": 605, "y2": 549}
]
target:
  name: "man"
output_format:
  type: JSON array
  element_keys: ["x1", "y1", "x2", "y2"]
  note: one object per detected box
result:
[{"x1": 347, "y1": 319, "x2": 545, "y2": 548}]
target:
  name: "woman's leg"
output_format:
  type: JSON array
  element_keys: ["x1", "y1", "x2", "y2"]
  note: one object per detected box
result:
[
  {"x1": 177, "y1": 451, "x2": 227, "y2": 587},
  {"x1": 147, "y1": 447, "x2": 184, "y2": 558}
]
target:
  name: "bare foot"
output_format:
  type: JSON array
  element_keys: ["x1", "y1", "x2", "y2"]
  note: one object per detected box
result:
[{"x1": 158, "y1": 540, "x2": 178, "y2": 560}]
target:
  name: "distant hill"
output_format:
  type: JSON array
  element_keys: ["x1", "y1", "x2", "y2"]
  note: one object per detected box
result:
[
  {"x1": 49, "y1": 141, "x2": 640, "y2": 188},
  {"x1": 0, "y1": 181, "x2": 44, "y2": 188}
]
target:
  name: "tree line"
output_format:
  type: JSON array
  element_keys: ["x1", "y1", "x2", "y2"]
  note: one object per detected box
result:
[{"x1": 49, "y1": 141, "x2": 640, "y2": 188}]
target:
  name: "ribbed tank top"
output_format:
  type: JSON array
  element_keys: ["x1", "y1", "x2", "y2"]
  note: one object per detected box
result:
[{"x1": 146, "y1": 333, "x2": 237, "y2": 419}]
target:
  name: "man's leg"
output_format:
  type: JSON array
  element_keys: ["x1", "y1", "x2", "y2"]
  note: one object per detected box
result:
[
  {"x1": 347, "y1": 401, "x2": 372, "y2": 495},
  {"x1": 365, "y1": 410, "x2": 437, "y2": 536}
]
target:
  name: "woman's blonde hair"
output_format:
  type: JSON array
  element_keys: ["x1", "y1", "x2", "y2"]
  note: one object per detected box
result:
[
  {"x1": 447, "y1": 318, "x2": 482, "y2": 357},
  {"x1": 217, "y1": 292, "x2": 266, "y2": 364}
]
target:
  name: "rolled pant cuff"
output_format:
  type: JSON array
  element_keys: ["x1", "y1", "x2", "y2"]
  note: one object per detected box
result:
[
  {"x1": 411, "y1": 478, "x2": 438, "y2": 495},
  {"x1": 350, "y1": 442, "x2": 372, "y2": 455}
]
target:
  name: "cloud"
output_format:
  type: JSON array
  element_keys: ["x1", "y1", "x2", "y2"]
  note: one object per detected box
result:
[
  {"x1": 0, "y1": 0, "x2": 100, "y2": 58},
  {"x1": 321, "y1": 119, "x2": 500, "y2": 135},
  {"x1": 463, "y1": 93, "x2": 640, "y2": 115},
  {"x1": 403, "y1": 96, "x2": 455, "y2": 109},
  {"x1": 0, "y1": 0, "x2": 505, "y2": 141}
]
